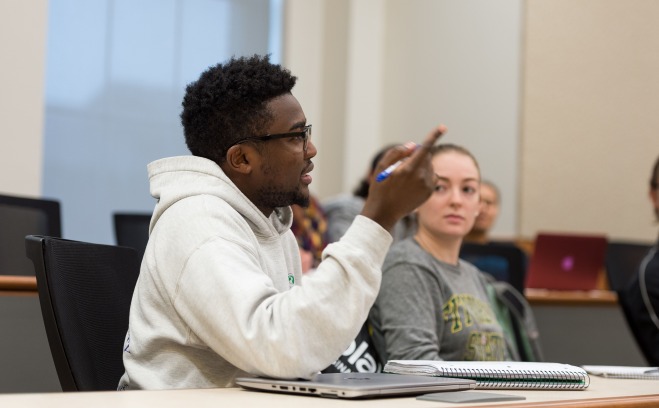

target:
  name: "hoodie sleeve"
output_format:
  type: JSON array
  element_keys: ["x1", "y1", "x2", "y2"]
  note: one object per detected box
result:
[{"x1": 172, "y1": 214, "x2": 392, "y2": 379}]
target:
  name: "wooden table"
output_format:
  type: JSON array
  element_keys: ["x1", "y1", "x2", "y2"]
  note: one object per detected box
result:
[
  {"x1": 0, "y1": 376, "x2": 657, "y2": 407},
  {"x1": 0, "y1": 275, "x2": 37, "y2": 295},
  {"x1": 525, "y1": 288, "x2": 617, "y2": 306},
  {"x1": 0, "y1": 275, "x2": 60, "y2": 392}
]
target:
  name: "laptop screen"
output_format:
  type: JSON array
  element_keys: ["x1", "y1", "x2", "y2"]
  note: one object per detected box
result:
[{"x1": 526, "y1": 233, "x2": 608, "y2": 291}]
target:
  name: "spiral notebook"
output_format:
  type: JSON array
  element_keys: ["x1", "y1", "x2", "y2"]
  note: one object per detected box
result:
[
  {"x1": 384, "y1": 360, "x2": 590, "y2": 390},
  {"x1": 582, "y1": 365, "x2": 659, "y2": 380}
]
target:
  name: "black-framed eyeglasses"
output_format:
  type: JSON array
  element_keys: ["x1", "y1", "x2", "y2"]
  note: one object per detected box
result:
[{"x1": 233, "y1": 124, "x2": 312, "y2": 152}]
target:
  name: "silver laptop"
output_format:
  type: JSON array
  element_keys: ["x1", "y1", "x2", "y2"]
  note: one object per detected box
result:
[{"x1": 235, "y1": 372, "x2": 476, "y2": 399}]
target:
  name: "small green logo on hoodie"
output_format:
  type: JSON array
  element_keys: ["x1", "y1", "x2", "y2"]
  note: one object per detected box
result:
[{"x1": 288, "y1": 274, "x2": 295, "y2": 287}]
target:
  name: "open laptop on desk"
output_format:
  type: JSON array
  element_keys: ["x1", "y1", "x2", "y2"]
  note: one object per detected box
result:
[
  {"x1": 236, "y1": 372, "x2": 476, "y2": 399},
  {"x1": 525, "y1": 233, "x2": 608, "y2": 291}
]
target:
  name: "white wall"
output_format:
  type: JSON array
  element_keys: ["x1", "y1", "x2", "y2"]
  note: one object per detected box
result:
[
  {"x1": 0, "y1": 0, "x2": 48, "y2": 197},
  {"x1": 285, "y1": 0, "x2": 657, "y2": 243},
  {"x1": 3, "y1": 0, "x2": 657, "y2": 243},
  {"x1": 520, "y1": 0, "x2": 659, "y2": 242},
  {"x1": 286, "y1": 0, "x2": 523, "y2": 238},
  {"x1": 379, "y1": 0, "x2": 523, "y2": 239}
]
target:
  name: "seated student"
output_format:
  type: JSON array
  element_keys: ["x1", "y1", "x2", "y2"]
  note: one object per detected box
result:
[
  {"x1": 461, "y1": 179, "x2": 528, "y2": 291},
  {"x1": 118, "y1": 54, "x2": 446, "y2": 390},
  {"x1": 369, "y1": 144, "x2": 511, "y2": 362},
  {"x1": 464, "y1": 180, "x2": 500, "y2": 244},
  {"x1": 620, "y1": 154, "x2": 659, "y2": 365},
  {"x1": 323, "y1": 145, "x2": 416, "y2": 243}
]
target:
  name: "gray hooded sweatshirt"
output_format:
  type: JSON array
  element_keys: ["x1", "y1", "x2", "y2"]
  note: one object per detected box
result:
[{"x1": 118, "y1": 156, "x2": 392, "y2": 390}]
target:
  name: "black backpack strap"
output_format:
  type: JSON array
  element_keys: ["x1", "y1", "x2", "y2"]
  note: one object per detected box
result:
[
  {"x1": 639, "y1": 247, "x2": 659, "y2": 330},
  {"x1": 488, "y1": 277, "x2": 544, "y2": 362}
]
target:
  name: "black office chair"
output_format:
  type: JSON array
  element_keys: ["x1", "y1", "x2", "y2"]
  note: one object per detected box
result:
[
  {"x1": 460, "y1": 242, "x2": 528, "y2": 295},
  {"x1": 606, "y1": 241, "x2": 658, "y2": 366},
  {"x1": 0, "y1": 194, "x2": 61, "y2": 276},
  {"x1": 605, "y1": 240, "x2": 653, "y2": 292},
  {"x1": 112, "y1": 212, "x2": 151, "y2": 260},
  {"x1": 25, "y1": 235, "x2": 140, "y2": 391}
]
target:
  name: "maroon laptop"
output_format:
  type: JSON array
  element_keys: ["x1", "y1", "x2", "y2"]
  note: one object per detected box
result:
[{"x1": 526, "y1": 233, "x2": 608, "y2": 291}]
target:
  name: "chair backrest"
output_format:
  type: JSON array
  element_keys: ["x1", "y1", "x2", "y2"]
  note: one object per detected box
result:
[
  {"x1": 112, "y1": 212, "x2": 151, "y2": 260},
  {"x1": 25, "y1": 235, "x2": 140, "y2": 391},
  {"x1": 605, "y1": 240, "x2": 653, "y2": 291},
  {"x1": 611, "y1": 245, "x2": 658, "y2": 366},
  {"x1": 460, "y1": 242, "x2": 528, "y2": 294},
  {"x1": 0, "y1": 194, "x2": 61, "y2": 276}
]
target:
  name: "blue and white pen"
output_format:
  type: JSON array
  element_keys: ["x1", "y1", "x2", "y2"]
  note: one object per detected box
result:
[
  {"x1": 375, "y1": 160, "x2": 404, "y2": 182},
  {"x1": 375, "y1": 143, "x2": 419, "y2": 182}
]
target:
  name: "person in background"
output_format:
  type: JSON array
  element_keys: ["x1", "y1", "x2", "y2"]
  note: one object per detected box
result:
[
  {"x1": 290, "y1": 194, "x2": 329, "y2": 273},
  {"x1": 369, "y1": 144, "x2": 510, "y2": 362},
  {"x1": 118, "y1": 54, "x2": 446, "y2": 390},
  {"x1": 323, "y1": 145, "x2": 416, "y2": 243},
  {"x1": 465, "y1": 180, "x2": 500, "y2": 244},
  {"x1": 461, "y1": 179, "x2": 528, "y2": 290},
  {"x1": 620, "y1": 154, "x2": 659, "y2": 365}
]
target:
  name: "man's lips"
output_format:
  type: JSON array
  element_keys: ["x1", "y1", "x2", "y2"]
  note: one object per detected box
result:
[{"x1": 301, "y1": 162, "x2": 314, "y2": 184}]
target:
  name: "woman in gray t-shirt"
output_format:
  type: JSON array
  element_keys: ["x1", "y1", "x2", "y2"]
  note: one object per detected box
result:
[{"x1": 369, "y1": 144, "x2": 510, "y2": 362}]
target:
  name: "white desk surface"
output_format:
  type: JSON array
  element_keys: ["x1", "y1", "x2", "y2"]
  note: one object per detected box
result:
[{"x1": 0, "y1": 376, "x2": 657, "y2": 408}]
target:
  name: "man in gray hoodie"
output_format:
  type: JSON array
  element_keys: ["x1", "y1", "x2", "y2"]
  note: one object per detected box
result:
[{"x1": 118, "y1": 55, "x2": 445, "y2": 390}]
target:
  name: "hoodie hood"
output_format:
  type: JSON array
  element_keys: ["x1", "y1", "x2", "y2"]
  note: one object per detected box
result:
[{"x1": 147, "y1": 156, "x2": 292, "y2": 239}]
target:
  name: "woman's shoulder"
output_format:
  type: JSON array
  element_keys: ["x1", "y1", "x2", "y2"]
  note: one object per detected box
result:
[
  {"x1": 386, "y1": 237, "x2": 423, "y2": 257},
  {"x1": 457, "y1": 258, "x2": 481, "y2": 274},
  {"x1": 383, "y1": 238, "x2": 442, "y2": 276},
  {"x1": 457, "y1": 258, "x2": 496, "y2": 288},
  {"x1": 384, "y1": 238, "x2": 421, "y2": 262}
]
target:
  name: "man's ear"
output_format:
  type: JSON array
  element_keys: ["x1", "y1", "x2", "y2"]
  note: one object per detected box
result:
[{"x1": 225, "y1": 144, "x2": 253, "y2": 175}]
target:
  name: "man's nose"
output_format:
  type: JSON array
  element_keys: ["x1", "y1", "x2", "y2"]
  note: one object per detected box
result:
[{"x1": 305, "y1": 140, "x2": 318, "y2": 159}]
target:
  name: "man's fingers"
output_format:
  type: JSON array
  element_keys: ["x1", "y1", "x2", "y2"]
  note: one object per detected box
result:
[
  {"x1": 373, "y1": 124, "x2": 446, "y2": 181},
  {"x1": 421, "y1": 124, "x2": 447, "y2": 151},
  {"x1": 374, "y1": 142, "x2": 417, "y2": 173},
  {"x1": 404, "y1": 124, "x2": 447, "y2": 168}
]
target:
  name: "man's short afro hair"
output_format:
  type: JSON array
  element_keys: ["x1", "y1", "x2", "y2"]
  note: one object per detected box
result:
[{"x1": 181, "y1": 54, "x2": 297, "y2": 164}]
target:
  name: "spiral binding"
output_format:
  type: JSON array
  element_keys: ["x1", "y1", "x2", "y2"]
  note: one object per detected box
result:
[
  {"x1": 440, "y1": 367, "x2": 590, "y2": 389},
  {"x1": 386, "y1": 364, "x2": 590, "y2": 389}
]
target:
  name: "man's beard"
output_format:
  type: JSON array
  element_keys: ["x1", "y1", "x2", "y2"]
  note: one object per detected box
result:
[
  {"x1": 256, "y1": 159, "x2": 311, "y2": 209},
  {"x1": 254, "y1": 185, "x2": 310, "y2": 209}
]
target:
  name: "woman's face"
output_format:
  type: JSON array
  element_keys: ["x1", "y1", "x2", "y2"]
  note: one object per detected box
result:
[
  {"x1": 416, "y1": 151, "x2": 481, "y2": 240},
  {"x1": 473, "y1": 183, "x2": 500, "y2": 232}
]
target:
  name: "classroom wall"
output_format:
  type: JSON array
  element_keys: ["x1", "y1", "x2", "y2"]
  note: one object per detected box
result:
[
  {"x1": 520, "y1": 0, "x2": 659, "y2": 242},
  {"x1": 378, "y1": 0, "x2": 523, "y2": 239},
  {"x1": 1, "y1": 0, "x2": 657, "y2": 243},
  {"x1": 285, "y1": 0, "x2": 658, "y2": 242},
  {"x1": 0, "y1": 0, "x2": 48, "y2": 198},
  {"x1": 286, "y1": 0, "x2": 523, "y2": 239}
]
